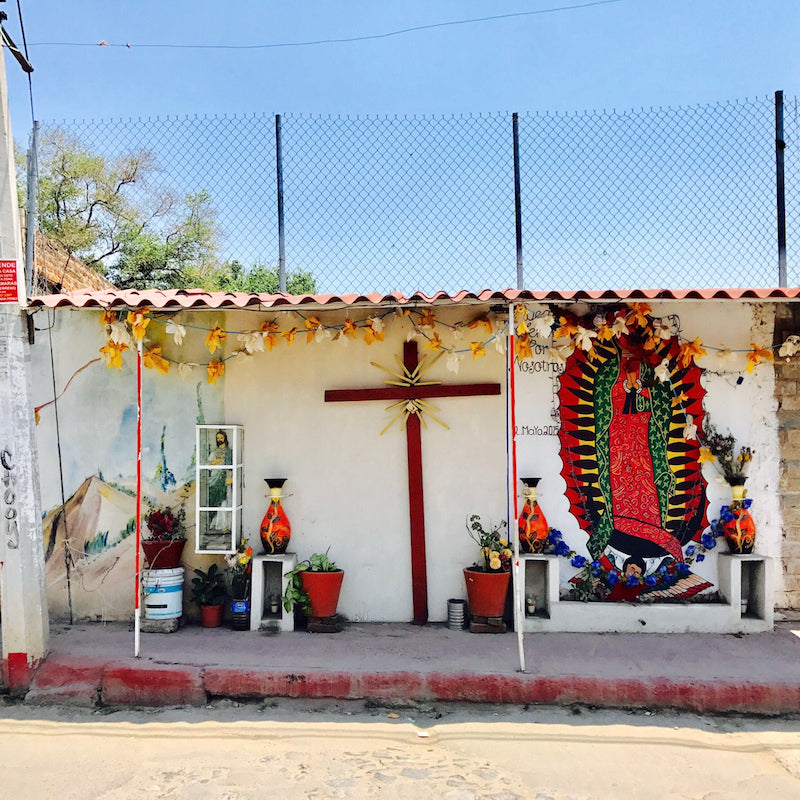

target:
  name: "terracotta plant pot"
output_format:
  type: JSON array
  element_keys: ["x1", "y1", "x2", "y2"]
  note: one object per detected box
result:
[
  {"x1": 142, "y1": 538, "x2": 186, "y2": 570},
  {"x1": 199, "y1": 603, "x2": 223, "y2": 628},
  {"x1": 463, "y1": 567, "x2": 510, "y2": 618},
  {"x1": 299, "y1": 569, "x2": 344, "y2": 617}
]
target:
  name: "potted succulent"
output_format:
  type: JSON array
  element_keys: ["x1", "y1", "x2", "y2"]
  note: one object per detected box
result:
[
  {"x1": 283, "y1": 551, "x2": 344, "y2": 619},
  {"x1": 463, "y1": 514, "x2": 512, "y2": 621},
  {"x1": 189, "y1": 563, "x2": 227, "y2": 627},
  {"x1": 142, "y1": 504, "x2": 187, "y2": 569}
]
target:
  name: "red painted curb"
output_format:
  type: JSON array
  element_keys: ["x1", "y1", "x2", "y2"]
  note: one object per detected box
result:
[
  {"x1": 25, "y1": 656, "x2": 104, "y2": 707},
  {"x1": 21, "y1": 658, "x2": 800, "y2": 715},
  {"x1": 102, "y1": 663, "x2": 205, "y2": 707}
]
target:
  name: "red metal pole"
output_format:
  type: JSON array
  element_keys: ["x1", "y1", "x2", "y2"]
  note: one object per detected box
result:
[{"x1": 134, "y1": 339, "x2": 142, "y2": 656}]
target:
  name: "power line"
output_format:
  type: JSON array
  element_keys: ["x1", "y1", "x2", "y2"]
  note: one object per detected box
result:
[
  {"x1": 29, "y1": 1, "x2": 624, "y2": 51},
  {"x1": 16, "y1": 0, "x2": 35, "y2": 123}
]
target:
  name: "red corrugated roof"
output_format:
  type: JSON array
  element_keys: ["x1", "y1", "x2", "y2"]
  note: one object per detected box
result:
[{"x1": 27, "y1": 286, "x2": 800, "y2": 310}]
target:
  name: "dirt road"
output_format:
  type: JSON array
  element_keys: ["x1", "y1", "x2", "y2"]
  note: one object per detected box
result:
[{"x1": 2, "y1": 699, "x2": 800, "y2": 799}]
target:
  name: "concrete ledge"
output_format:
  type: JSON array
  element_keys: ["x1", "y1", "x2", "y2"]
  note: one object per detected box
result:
[
  {"x1": 24, "y1": 657, "x2": 104, "y2": 707},
  {"x1": 102, "y1": 663, "x2": 206, "y2": 707},
  {"x1": 18, "y1": 658, "x2": 800, "y2": 715}
]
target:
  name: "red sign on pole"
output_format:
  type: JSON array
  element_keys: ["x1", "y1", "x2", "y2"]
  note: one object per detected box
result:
[{"x1": 0, "y1": 260, "x2": 18, "y2": 303}]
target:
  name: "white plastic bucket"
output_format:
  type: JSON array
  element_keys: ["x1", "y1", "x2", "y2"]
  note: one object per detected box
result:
[{"x1": 143, "y1": 567, "x2": 184, "y2": 619}]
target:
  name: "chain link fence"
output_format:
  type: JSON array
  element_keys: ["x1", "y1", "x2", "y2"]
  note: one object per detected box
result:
[{"x1": 38, "y1": 93, "x2": 795, "y2": 295}]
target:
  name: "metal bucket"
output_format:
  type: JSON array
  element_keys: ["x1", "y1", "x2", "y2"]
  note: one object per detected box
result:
[{"x1": 447, "y1": 598, "x2": 466, "y2": 630}]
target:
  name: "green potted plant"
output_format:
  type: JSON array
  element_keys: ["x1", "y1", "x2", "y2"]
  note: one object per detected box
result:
[
  {"x1": 463, "y1": 514, "x2": 512, "y2": 622},
  {"x1": 283, "y1": 551, "x2": 344, "y2": 619},
  {"x1": 142, "y1": 504, "x2": 187, "y2": 569},
  {"x1": 189, "y1": 562, "x2": 227, "y2": 627}
]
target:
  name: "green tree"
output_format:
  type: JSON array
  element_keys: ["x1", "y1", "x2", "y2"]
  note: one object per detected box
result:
[
  {"x1": 22, "y1": 127, "x2": 317, "y2": 293},
  {"x1": 210, "y1": 260, "x2": 317, "y2": 295},
  {"x1": 24, "y1": 127, "x2": 218, "y2": 289}
]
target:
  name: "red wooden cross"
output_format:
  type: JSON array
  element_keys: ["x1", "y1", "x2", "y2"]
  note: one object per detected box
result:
[{"x1": 325, "y1": 341, "x2": 501, "y2": 624}]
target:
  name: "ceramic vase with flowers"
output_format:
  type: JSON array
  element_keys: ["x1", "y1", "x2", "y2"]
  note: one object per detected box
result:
[
  {"x1": 704, "y1": 424, "x2": 756, "y2": 555},
  {"x1": 142, "y1": 505, "x2": 186, "y2": 569},
  {"x1": 225, "y1": 538, "x2": 254, "y2": 630},
  {"x1": 463, "y1": 515, "x2": 512, "y2": 626}
]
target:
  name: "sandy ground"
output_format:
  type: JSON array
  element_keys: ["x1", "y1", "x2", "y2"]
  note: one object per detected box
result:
[{"x1": 1, "y1": 700, "x2": 800, "y2": 799}]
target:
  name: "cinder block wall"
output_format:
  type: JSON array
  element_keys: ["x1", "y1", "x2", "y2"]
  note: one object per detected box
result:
[{"x1": 774, "y1": 303, "x2": 800, "y2": 609}]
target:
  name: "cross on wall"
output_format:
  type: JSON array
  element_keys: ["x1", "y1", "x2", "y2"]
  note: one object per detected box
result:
[{"x1": 325, "y1": 341, "x2": 502, "y2": 624}]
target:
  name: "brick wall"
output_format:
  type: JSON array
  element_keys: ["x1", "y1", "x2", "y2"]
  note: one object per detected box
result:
[{"x1": 775, "y1": 303, "x2": 800, "y2": 609}]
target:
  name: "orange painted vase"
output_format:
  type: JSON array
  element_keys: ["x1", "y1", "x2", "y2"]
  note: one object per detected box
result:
[
  {"x1": 722, "y1": 481, "x2": 756, "y2": 555},
  {"x1": 260, "y1": 478, "x2": 291, "y2": 554},
  {"x1": 518, "y1": 477, "x2": 549, "y2": 553}
]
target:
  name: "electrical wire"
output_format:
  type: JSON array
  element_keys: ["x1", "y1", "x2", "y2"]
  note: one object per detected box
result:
[
  {"x1": 30, "y1": 1, "x2": 624, "y2": 51},
  {"x1": 15, "y1": 0, "x2": 34, "y2": 122}
]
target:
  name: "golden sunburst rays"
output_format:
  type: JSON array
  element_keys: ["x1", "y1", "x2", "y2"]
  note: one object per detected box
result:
[{"x1": 372, "y1": 351, "x2": 450, "y2": 434}]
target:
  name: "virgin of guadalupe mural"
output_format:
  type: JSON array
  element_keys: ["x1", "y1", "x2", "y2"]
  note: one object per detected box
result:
[{"x1": 557, "y1": 307, "x2": 711, "y2": 600}]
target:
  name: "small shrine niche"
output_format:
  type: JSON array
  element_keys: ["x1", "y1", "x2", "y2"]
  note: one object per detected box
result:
[{"x1": 195, "y1": 424, "x2": 243, "y2": 553}]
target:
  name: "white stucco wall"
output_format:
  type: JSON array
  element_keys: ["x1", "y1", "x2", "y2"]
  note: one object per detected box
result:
[
  {"x1": 224, "y1": 306, "x2": 508, "y2": 622},
  {"x1": 28, "y1": 298, "x2": 783, "y2": 622}
]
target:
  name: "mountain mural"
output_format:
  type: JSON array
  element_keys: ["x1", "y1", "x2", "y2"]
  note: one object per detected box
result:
[{"x1": 43, "y1": 476, "x2": 194, "y2": 621}]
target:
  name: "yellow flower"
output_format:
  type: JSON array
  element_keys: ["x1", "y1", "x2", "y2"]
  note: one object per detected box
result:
[
  {"x1": 261, "y1": 320, "x2": 280, "y2": 350},
  {"x1": 554, "y1": 316, "x2": 579, "y2": 341},
  {"x1": 424, "y1": 333, "x2": 444, "y2": 351},
  {"x1": 499, "y1": 539, "x2": 508, "y2": 546},
  {"x1": 678, "y1": 337, "x2": 706, "y2": 367},
  {"x1": 207, "y1": 359, "x2": 225, "y2": 385},
  {"x1": 205, "y1": 324, "x2": 227, "y2": 354},
  {"x1": 126, "y1": 307, "x2": 150, "y2": 341},
  {"x1": 746, "y1": 344, "x2": 774, "y2": 373},
  {"x1": 671, "y1": 392, "x2": 688, "y2": 408},
  {"x1": 101, "y1": 309, "x2": 117, "y2": 326},
  {"x1": 363, "y1": 321, "x2": 385, "y2": 345},
  {"x1": 419, "y1": 309, "x2": 436, "y2": 329},
  {"x1": 342, "y1": 318, "x2": 358, "y2": 338},
  {"x1": 489, "y1": 555, "x2": 502, "y2": 570},
  {"x1": 515, "y1": 334, "x2": 532, "y2": 360},
  {"x1": 99, "y1": 340, "x2": 128, "y2": 369},
  {"x1": 698, "y1": 446, "x2": 715, "y2": 463},
  {"x1": 468, "y1": 315, "x2": 492, "y2": 335},
  {"x1": 143, "y1": 345, "x2": 170, "y2": 375},
  {"x1": 469, "y1": 341, "x2": 485, "y2": 360},
  {"x1": 502, "y1": 548, "x2": 512, "y2": 558},
  {"x1": 282, "y1": 327, "x2": 298, "y2": 344},
  {"x1": 305, "y1": 316, "x2": 321, "y2": 343},
  {"x1": 596, "y1": 324, "x2": 614, "y2": 342},
  {"x1": 626, "y1": 303, "x2": 652, "y2": 329}
]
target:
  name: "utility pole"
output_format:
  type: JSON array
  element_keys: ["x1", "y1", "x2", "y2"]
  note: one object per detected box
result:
[{"x1": 0, "y1": 10, "x2": 48, "y2": 691}]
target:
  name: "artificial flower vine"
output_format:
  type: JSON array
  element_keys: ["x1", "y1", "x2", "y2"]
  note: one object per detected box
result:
[
  {"x1": 95, "y1": 299, "x2": 789, "y2": 389},
  {"x1": 96, "y1": 304, "x2": 509, "y2": 383}
]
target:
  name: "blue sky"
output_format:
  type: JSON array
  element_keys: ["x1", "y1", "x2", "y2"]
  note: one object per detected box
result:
[{"x1": 4, "y1": 0, "x2": 799, "y2": 135}]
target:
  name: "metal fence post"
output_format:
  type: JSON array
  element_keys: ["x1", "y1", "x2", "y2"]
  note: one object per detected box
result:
[
  {"x1": 25, "y1": 120, "x2": 38, "y2": 297},
  {"x1": 512, "y1": 112, "x2": 524, "y2": 290},
  {"x1": 275, "y1": 114, "x2": 286, "y2": 293},
  {"x1": 775, "y1": 90, "x2": 787, "y2": 287}
]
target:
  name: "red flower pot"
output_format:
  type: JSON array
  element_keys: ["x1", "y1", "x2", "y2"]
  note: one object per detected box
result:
[
  {"x1": 300, "y1": 570, "x2": 344, "y2": 617},
  {"x1": 200, "y1": 603, "x2": 223, "y2": 628},
  {"x1": 142, "y1": 538, "x2": 186, "y2": 569},
  {"x1": 463, "y1": 567, "x2": 510, "y2": 618}
]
